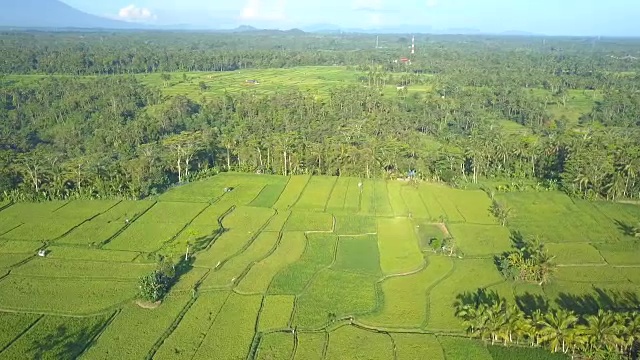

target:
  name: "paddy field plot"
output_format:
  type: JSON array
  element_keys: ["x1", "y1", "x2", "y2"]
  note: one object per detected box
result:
[
  {"x1": 191, "y1": 293, "x2": 262, "y2": 360},
  {"x1": 258, "y1": 295, "x2": 295, "y2": 331},
  {"x1": 201, "y1": 231, "x2": 280, "y2": 288},
  {"x1": 294, "y1": 176, "x2": 336, "y2": 211},
  {"x1": 236, "y1": 231, "x2": 306, "y2": 294},
  {"x1": 1, "y1": 172, "x2": 639, "y2": 359},
  {"x1": 293, "y1": 269, "x2": 378, "y2": 328},
  {"x1": 377, "y1": 218, "x2": 423, "y2": 274},
  {"x1": 393, "y1": 334, "x2": 445, "y2": 360},
  {"x1": 447, "y1": 224, "x2": 512, "y2": 256},
  {"x1": 269, "y1": 233, "x2": 337, "y2": 295},
  {"x1": 0, "y1": 313, "x2": 111, "y2": 360},
  {"x1": 256, "y1": 332, "x2": 294, "y2": 360},
  {"x1": 152, "y1": 291, "x2": 230, "y2": 360},
  {"x1": 82, "y1": 294, "x2": 192, "y2": 359},
  {"x1": 325, "y1": 326, "x2": 393, "y2": 360},
  {"x1": 273, "y1": 175, "x2": 310, "y2": 211},
  {"x1": 293, "y1": 332, "x2": 326, "y2": 360},
  {"x1": 362, "y1": 256, "x2": 453, "y2": 328},
  {"x1": 427, "y1": 259, "x2": 504, "y2": 331}
]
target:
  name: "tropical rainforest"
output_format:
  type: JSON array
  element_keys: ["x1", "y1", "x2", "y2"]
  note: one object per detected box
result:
[{"x1": 1, "y1": 31, "x2": 640, "y2": 202}]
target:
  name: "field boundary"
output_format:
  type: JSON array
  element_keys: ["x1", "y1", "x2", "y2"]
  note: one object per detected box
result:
[
  {"x1": 189, "y1": 291, "x2": 232, "y2": 359},
  {"x1": 0, "y1": 201, "x2": 13, "y2": 213},
  {"x1": 153, "y1": 202, "x2": 216, "y2": 254},
  {"x1": 269, "y1": 176, "x2": 292, "y2": 210},
  {"x1": 0, "y1": 313, "x2": 44, "y2": 354},
  {"x1": 76, "y1": 310, "x2": 120, "y2": 358},
  {"x1": 287, "y1": 176, "x2": 312, "y2": 211},
  {"x1": 322, "y1": 176, "x2": 340, "y2": 213},
  {"x1": 98, "y1": 201, "x2": 158, "y2": 248}
]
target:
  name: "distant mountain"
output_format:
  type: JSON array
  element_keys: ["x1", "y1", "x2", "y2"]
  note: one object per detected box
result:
[{"x1": 0, "y1": 0, "x2": 143, "y2": 29}]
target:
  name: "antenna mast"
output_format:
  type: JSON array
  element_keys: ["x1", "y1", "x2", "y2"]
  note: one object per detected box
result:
[{"x1": 411, "y1": 35, "x2": 415, "y2": 55}]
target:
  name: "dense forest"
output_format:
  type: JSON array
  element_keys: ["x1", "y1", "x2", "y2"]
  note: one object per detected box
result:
[{"x1": 1, "y1": 31, "x2": 640, "y2": 201}]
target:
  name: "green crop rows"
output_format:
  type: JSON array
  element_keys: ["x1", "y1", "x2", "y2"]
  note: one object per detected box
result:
[{"x1": 0, "y1": 173, "x2": 634, "y2": 359}]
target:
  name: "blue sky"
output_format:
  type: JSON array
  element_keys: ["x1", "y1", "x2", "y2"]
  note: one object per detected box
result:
[{"x1": 61, "y1": 0, "x2": 639, "y2": 35}]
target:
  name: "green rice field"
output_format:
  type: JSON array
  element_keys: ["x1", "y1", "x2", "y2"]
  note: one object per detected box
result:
[{"x1": 0, "y1": 172, "x2": 636, "y2": 359}]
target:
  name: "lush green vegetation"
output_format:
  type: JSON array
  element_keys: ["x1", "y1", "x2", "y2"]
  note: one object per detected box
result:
[{"x1": 1, "y1": 30, "x2": 640, "y2": 359}]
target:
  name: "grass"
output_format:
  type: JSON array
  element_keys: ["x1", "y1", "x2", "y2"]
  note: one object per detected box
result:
[
  {"x1": 103, "y1": 221, "x2": 187, "y2": 252},
  {"x1": 598, "y1": 250, "x2": 640, "y2": 265},
  {"x1": 437, "y1": 336, "x2": 493, "y2": 360},
  {"x1": 294, "y1": 269, "x2": 378, "y2": 329},
  {"x1": 400, "y1": 185, "x2": 431, "y2": 219},
  {"x1": 546, "y1": 243, "x2": 605, "y2": 265},
  {"x1": 442, "y1": 188, "x2": 495, "y2": 224},
  {"x1": 325, "y1": 177, "x2": 350, "y2": 212},
  {"x1": 0, "y1": 253, "x2": 33, "y2": 268},
  {"x1": 387, "y1": 181, "x2": 410, "y2": 217},
  {"x1": 447, "y1": 224, "x2": 512, "y2": 256},
  {"x1": 258, "y1": 295, "x2": 295, "y2": 331},
  {"x1": 263, "y1": 211, "x2": 291, "y2": 232},
  {"x1": 284, "y1": 211, "x2": 333, "y2": 232},
  {"x1": 377, "y1": 218, "x2": 424, "y2": 275},
  {"x1": 44, "y1": 246, "x2": 139, "y2": 262},
  {"x1": 0, "y1": 201, "x2": 67, "y2": 221},
  {"x1": 293, "y1": 332, "x2": 326, "y2": 360},
  {"x1": 11, "y1": 258, "x2": 154, "y2": 280},
  {"x1": 160, "y1": 223, "x2": 220, "y2": 259},
  {"x1": 488, "y1": 344, "x2": 570, "y2": 359},
  {"x1": 325, "y1": 326, "x2": 393, "y2": 360},
  {"x1": 419, "y1": 189, "x2": 447, "y2": 221},
  {"x1": 82, "y1": 294, "x2": 191, "y2": 359},
  {"x1": 344, "y1": 179, "x2": 362, "y2": 213},
  {"x1": 393, "y1": 334, "x2": 445, "y2": 360},
  {"x1": 200, "y1": 231, "x2": 280, "y2": 288},
  {"x1": 428, "y1": 259, "x2": 504, "y2": 331},
  {"x1": 413, "y1": 221, "x2": 446, "y2": 250},
  {"x1": 359, "y1": 179, "x2": 376, "y2": 216},
  {"x1": 0, "y1": 312, "x2": 41, "y2": 351},
  {"x1": 334, "y1": 215, "x2": 377, "y2": 235},
  {"x1": 332, "y1": 235, "x2": 382, "y2": 276},
  {"x1": 2, "y1": 219, "x2": 83, "y2": 241},
  {"x1": 0, "y1": 240, "x2": 44, "y2": 253},
  {"x1": 250, "y1": 183, "x2": 288, "y2": 208},
  {"x1": 362, "y1": 256, "x2": 453, "y2": 328},
  {"x1": 57, "y1": 222, "x2": 128, "y2": 246},
  {"x1": 273, "y1": 175, "x2": 311, "y2": 211},
  {"x1": 236, "y1": 232, "x2": 306, "y2": 294},
  {"x1": 192, "y1": 293, "x2": 262, "y2": 360},
  {"x1": 430, "y1": 188, "x2": 466, "y2": 223},
  {"x1": 269, "y1": 233, "x2": 337, "y2": 295},
  {"x1": 0, "y1": 275, "x2": 135, "y2": 314},
  {"x1": 1, "y1": 313, "x2": 111, "y2": 360},
  {"x1": 94, "y1": 200, "x2": 155, "y2": 223},
  {"x1": 135, "y1": 202, "x2": 208, "y2": 224},
  {"x1": 256, "y1": 332, "x2": 294, "y2": 360},
  {"x1": 152, "y1": 291, "x2": 230, "y2": 359},
  {"x1": 52, "y1": 200, "x2": 119, "y2": 219},
  {"x1": 294, "y1": 176, "x2": 337, "y2": 211},
  {"x1": 373, "y1": 180, "x2": 394, "y2": 217},
  {"x1": 554, "y1": 266, "x2": 629, "y2": 283}
]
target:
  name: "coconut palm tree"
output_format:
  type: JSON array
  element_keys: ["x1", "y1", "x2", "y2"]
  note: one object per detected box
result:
[
  {"x1": 582, "y1": 310, "x2": 623, "y2": 354},
  {"x1": 538, "y1": 309, "x2": 579, "y2": 353}
]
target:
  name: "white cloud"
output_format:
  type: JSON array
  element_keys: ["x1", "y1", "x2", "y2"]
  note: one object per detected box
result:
[
  {"x1": 117, "y1": 4, "x2": 157, "y2": 22},
  {"x1": 240, "y1": 0, "x2": 287, "y2": 21},
  {"x1": 353, "y1": 0, "x2": 382, "y2": 11},
  {"x1": 426, "y1": 0, "x2": 438, "y2": 8}
]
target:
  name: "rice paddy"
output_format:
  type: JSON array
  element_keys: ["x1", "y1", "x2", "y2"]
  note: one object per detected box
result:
[{"x1": 0, "y1": 172, "x2": 635, "y2": 359}]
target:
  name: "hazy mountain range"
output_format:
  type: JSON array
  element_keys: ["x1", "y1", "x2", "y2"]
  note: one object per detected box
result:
[{"x1": 0, "y1": 0, "x2": 537, "y2": 36}]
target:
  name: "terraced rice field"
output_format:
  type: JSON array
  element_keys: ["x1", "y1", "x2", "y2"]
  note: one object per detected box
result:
[{"x1": 0, "y1": 173, "x2": 635, "y2": 359}]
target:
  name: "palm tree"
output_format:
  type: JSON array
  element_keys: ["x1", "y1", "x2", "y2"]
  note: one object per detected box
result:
[
  {"x1": 583, "y1": 310, "x2": 623, "y2": 354},
  {"x1": 538, "y1": 309, "x2": 579, "y2": 353}
]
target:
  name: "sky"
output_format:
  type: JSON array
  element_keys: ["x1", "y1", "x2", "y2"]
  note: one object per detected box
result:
[{"x1": 61, "y1": 0, "x2": 640, "y2": 36}]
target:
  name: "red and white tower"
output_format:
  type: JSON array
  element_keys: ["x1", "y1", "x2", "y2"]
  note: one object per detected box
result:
[{"x1": 411, "y1": 35, "x2": 415, "y2": 55}]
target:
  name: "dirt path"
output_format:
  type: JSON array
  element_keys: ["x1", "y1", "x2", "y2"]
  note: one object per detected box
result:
[{"x1": 435, "y1": 222, "x2": 451, "y2": 237}]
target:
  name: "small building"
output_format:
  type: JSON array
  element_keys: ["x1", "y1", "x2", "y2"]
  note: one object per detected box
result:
[
  {"x1": 37, "y1": 249, "x2": 47, "y2": 257},
  {"x1": 245, "y1": 79, "x2": 260, "y2": 85}
]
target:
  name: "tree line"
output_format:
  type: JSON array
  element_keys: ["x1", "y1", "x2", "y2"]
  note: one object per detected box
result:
[
  {"x1": 1, "y1": 32, "x2": 640, "y2": 202},
  {"x1": 455, "y1": 290, "x2": 640, "y2": 360}
]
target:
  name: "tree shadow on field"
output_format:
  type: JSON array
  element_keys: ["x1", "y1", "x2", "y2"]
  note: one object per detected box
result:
[
  {"x1": 555, "y1": 288, "x2": 640, "y2": 315},
  {"x1": 29, "y1": 321, "x2": 104, "y2": 359},
  {"x1": 455, "y1": 288, "x2": 503, "y2": 309},
  {"x1": 614, "y1": 220, "x2": 637, "y2": 237},
  {"x1": 515, "y1": 293, "x2": 549, "y2": 316}
]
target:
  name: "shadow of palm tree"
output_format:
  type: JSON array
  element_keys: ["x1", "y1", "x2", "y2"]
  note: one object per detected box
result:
[{"x1": 29, "y1": 320, "x2": 105, "y2": 359}]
